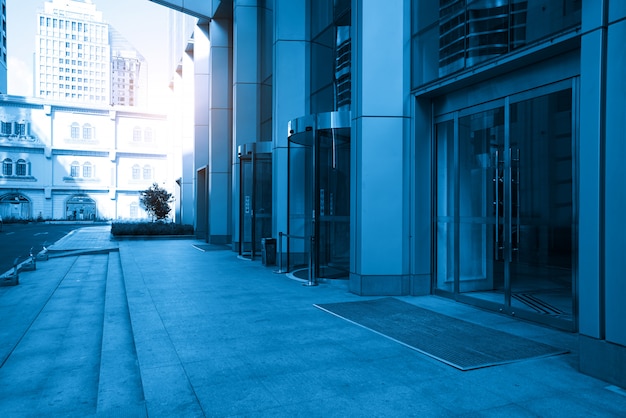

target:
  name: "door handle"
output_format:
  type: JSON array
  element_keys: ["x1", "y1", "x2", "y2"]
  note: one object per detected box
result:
[
  {"x1": 493, "y1": 149, "x2": 503, "y2": 260},
  {"x1": 510, "y1": 148, "x2": 520, "y2": 260}
]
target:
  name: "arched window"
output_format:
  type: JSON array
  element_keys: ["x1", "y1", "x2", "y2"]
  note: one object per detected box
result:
[
  {"x1": 16, "y1": 159, "x2": 27, "y2": 176},
  {"x1": 143, "y1": 165, "x2": 152, "y2": 180},
  {"x1": 82, "y1": 162, "x2": 92, "y2": 178},
  {"x1": 2, "y1": 158, "x2": 12, "y2": 175},
  {"x1": 70, "y1": 161, "x2": 80, "y2": 177},
  {"x1": 70, "y1": 122, "x2": 80, "y2": 139},
  {"x1": 82, "y1": 123, "x2": 93, "y2": 140},
  {"x1": 133, "y1": 126, "x2": 142, "y2": 142},
  {"x1": 132, "y1": 164, "x2": 140, "y2": 180},
  {"x1": 144, "y1": 127, "x2": 153, "y2": 143}
]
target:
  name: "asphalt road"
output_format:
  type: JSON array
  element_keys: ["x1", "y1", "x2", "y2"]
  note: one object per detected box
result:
[{"x1": 0, "y1": 223, "x2": 84, "y2": 275}]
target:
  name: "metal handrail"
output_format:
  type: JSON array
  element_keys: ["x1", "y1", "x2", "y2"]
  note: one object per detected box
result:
[
  {"x1": 276, "y1": 232, "x2": 317, "y2": 286},
  {"x1": 276, "y1": 231, "x2": 304, "y2": 274}
]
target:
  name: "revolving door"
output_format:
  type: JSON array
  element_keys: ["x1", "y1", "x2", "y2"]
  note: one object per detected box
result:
[
  {"x1": 238, "y1": 142, "x2": 272, "y2": 259},
  {"x1": 287, "y1": 112, "x2": 350, "y2": 280}
]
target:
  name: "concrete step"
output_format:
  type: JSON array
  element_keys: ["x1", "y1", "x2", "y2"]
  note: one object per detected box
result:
[
  {"x1": 97, "y1": 251, "x2": 146, "y2": 416},
  {"x1": 119, "y1": 248, "x2": 205, "y2": 417},
  {"x1": 0, "y1": 254, "x2": 112, "y2": 416}
]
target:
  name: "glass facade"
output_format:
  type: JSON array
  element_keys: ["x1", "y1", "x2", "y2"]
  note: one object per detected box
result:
[
  {"x1": 411, "y1": 0, "x2": 581, "y2": 88},
  {"x1": 259, "y1": 0, "x2": 273, "y2": 142},
  {"x1": 310, "y1": 0, "x2": 351, "y2": 114}
]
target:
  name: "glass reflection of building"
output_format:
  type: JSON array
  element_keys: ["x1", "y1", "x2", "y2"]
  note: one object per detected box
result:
[{"x1": 439, "y1": 0, "x2": 529, "y2": 76}]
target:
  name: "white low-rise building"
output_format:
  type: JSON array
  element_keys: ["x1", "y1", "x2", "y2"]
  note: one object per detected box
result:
[{"x1": 0, "y1": 95, "x2": 171, "y2": 221}]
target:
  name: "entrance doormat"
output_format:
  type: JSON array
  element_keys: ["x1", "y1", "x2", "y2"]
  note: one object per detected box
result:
[{"x1": 314, "y1": 297, "x2": 568, "y2": 371}]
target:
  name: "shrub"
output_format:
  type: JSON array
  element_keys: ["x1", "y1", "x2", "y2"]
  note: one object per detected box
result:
[
  {"x1": 111, "y1": 221, "x2": 194, "y2": 236},
  {"x1": 140, "y1": 183, "x2": 174, "y2": 222}
]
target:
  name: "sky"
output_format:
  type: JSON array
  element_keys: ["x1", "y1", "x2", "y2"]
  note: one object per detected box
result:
[{"x1": 6, "y1": 0, "x2": 180, "y2": 111}]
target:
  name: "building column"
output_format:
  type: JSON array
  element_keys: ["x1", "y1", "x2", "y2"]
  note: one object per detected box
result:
[
  {"x1": 579, "y1": 0, "x2": 626, "y2": 389},
  {"x1": 205, "y1": 18, "x2": 233, "y2": 244},
  {"x1": 349, "y1": 0, "x2": 412, "y2": 295},
  {"x1": 272, "y1": 0, "x2": 308, "y2": 242},
  {"x1": 232, "y1": 1, "x2": 261, "y2": 248},
  {"x1": 193, "y1": 23, "x2": 210, "y2": 239},
  {"x1": 180, "y1": 41, "x2": 196, "y2": 226}
]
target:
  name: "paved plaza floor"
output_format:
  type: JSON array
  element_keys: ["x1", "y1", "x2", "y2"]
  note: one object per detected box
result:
[{"x1": 0, "y1": 226, "x2": 625, "y2": 417}]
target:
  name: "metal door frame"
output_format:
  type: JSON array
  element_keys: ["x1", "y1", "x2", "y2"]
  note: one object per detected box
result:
[{"x1": 432, "y1": 80, "x2": 578, "y2": 331}]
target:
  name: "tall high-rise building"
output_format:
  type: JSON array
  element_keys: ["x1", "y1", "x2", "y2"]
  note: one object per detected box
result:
[
  {"x1": 109, "y1": 27, "x2": 146, "y2": 107},
  {"x1": 34, "y1": 0, "x2": 145, "y2": 106},
  {"x1": 0, "y1": 0, "x2": 7, "y2": 94},
  {"x1": 35, "y1": 0, "x2": 110, "y2": 104}
]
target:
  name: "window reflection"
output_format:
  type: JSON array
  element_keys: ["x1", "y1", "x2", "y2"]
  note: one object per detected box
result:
[
  {"x1": 310, "y1": 0, "x2": 351, "y2": 113},
  {"x1": 412, "y1": 0, "x2": 581, "y2": 86}
]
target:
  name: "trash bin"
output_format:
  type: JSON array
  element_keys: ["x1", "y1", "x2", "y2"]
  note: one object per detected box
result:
[{"x1": 261, "y1": 238, "x2": 276, "y2": 266}]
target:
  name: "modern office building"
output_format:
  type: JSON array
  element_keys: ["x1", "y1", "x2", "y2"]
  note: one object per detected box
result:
[
  {"x1": 0, "y1": 95, "x2": 170, "y2": 221},
  {"x1": 155, "y1": 0, "x2": 626, "y2": 389},
  {"x1": 35, "y1": 0, "x2": 111, "y2": 105},
  {"x1": 0, "y1": 0, "x2": 7, "y2": 94},
  {"x1": 34, "y1": 0, "x2": 146, "y2": 107}
]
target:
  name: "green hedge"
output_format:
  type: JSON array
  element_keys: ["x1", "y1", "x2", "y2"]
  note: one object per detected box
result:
[{"x1": 111, "y1": 221, "x2": 194, "y2": 236}]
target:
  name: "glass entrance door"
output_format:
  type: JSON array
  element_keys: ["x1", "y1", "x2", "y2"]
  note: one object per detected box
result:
[
  {"x1": 434, "y1": 86, "x2": 576, "y2": 330},
  {"x1": 287, "y1": 112, "x2": 351, "y2": 281},
  {"x1": 238, "y1": 143, "x2": 272, "y2": 259}
]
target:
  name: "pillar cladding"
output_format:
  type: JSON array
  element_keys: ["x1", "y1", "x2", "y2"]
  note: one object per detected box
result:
[
  {"x1": 349, "y1": 0, "x2": 411, "y2": 296},
  {"x1": 578, "y1": 0, "x2": 626, "y2": 390},
  {"x1": 207, "y1": 18, "x2": 233, "y2": 244},
  {"x1": 272, "y1": 0, "x2": 308, "y2": 238},
  {"x1": 232, "y1": 1, "x2": 261, "y2": 247},
  {"x1": 180, "y1": 41, "x2": 196, "y2": 226}
]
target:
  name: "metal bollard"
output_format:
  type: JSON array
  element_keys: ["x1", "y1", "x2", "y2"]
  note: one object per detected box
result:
[
  {"x1": 303, "y1": 235, "x2": 318, "y2": 287},
  {"x1": 274, "y1": 232, "x2": 286, "y2": 274},
  {"x1": 21, "y1": 248, "x2": 37, "y2": 271},
  {"x1": 10, "y1": 257, "x2": 19, "y2": 285}
]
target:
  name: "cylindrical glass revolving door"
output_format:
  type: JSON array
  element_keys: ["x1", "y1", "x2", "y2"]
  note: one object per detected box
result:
[{"x1": 287, "y1": 111, "x2": 350, "y2": 281}]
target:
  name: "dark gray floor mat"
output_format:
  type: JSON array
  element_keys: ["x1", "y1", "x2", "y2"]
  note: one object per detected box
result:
[{"x1": 314, "y1": 297, "x2": 568, "y2": 370}]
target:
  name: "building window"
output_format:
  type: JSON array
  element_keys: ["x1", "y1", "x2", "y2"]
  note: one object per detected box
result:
[
  {"x1": 83, "y1": 123, "x2": 93, "y2": 140},
  {"x1": 130, "y1": 201, "x2": 139, "y2": 218},
  {"x1": 133, "y1": 127, "x2": 141, "y2": 142},
  {"x1": 144, "y1": 128, "x2": 153, "y2": 143},
  {"x1": 2, "y1": 158, "x2": 12, "y2": 175},
  {"x1": 70, "y1": 161, "x2": 80, "y2": 177},
  {"x1": 83, "y1": 162, "x2": 92, "y2": 178},
  {"x1": 1, "y1": 121, "x2": 11, "y2": 135},
  {"x1": 132, "y1": 164, "x2": 140, "y2": 180},
  {"x1": 14, "y1": 123, "x2": 26, "y2": 136},
  {"x1": 411, "y1": 0, "x2": 582, "y2": 87},
  {"x1": 70, "y1": 123, "x2": 80, "y2": 139},
  {"x1": 143, "y1": 165, "x2": 152, "y2": 180},
  {"x1": 16, "y1": 159, "x2": 27, "y2": 176}
]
